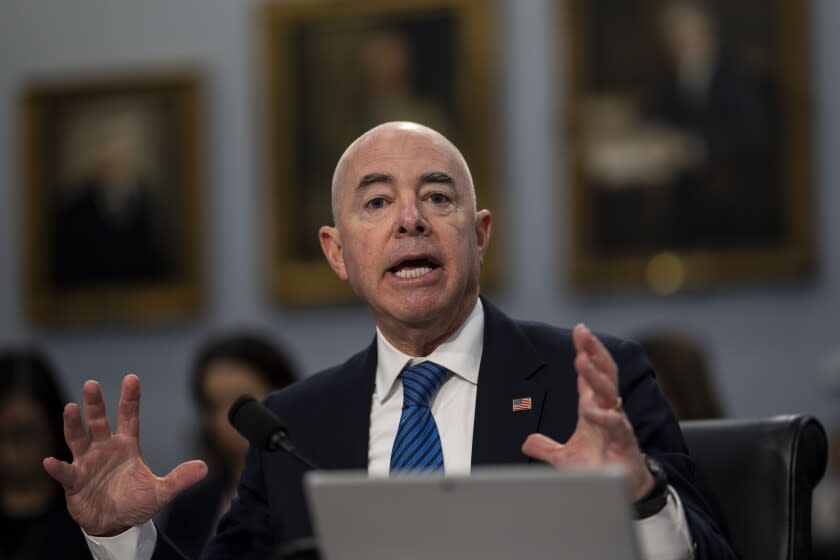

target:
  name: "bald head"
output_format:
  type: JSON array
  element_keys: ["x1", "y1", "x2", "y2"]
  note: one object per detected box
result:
[
  {"x1": 330, "y1": 122, "x2": 475, "y2": 224},
  {"x1": 318, "y1": 121, "x2": 492, "y2": 354}
]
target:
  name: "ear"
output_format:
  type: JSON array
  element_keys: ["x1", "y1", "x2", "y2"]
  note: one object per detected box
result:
[
  {"x1": 318, "y1": 226, "x2": 347, "y2": 280},
  {"x1": 474, "y1": 209, "x2": 492, "y2": 261},
  {"x1": 319, "y1": 225, "x2": 349, "y2": 280}
]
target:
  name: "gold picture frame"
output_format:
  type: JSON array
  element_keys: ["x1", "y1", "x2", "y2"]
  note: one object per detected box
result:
[
  {"x1": 22, "y1": 72, "x2": 204, "y2": 326},
  {"x1": 261, "y1": 0, "x2": 495, "y2": 304},
  {"x1": 563, "y1": 0, "x2": 813, "y2": 294}
]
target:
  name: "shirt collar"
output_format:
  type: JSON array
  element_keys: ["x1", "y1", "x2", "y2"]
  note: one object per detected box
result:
[{"x1": 374, "y1": 298, "x2": 484, "y2": 404}]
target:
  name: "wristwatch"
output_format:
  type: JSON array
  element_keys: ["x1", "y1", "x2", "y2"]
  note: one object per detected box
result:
[{"x1": 633, "y1": 454, "x2": 669, "y2": 519}]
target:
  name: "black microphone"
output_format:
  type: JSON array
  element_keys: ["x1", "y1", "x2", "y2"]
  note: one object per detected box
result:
[{"x1": 228, "y1": 395, "x2": 319, "y2": 470}]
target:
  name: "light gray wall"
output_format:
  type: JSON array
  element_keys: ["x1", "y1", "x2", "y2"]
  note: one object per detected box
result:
[{"x1": 1, "y1": 0, "x2": 838, "y2": 474}]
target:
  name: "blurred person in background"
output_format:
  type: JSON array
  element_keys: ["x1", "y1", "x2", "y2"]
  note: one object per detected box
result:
[
  {"x1": 0, "y1": 349, "x2": 91, "y2": 559},
  {"x1": 635, "y1": 332, "x2": 725, "y2": 420},
  {"x1": 159, "y1": 332, "x2": 298, "y2": 558}
]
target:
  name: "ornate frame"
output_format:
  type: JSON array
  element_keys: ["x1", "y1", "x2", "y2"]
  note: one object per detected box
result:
[{"x1": 21, "y1": 72, "x2": 204, "y2": 326}]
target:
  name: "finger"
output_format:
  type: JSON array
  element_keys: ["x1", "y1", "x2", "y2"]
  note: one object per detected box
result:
[
  {"x1": 581, "y1": 408, "x2": 651, "y2": 498},
  {"x1": 581, "y1": 406, "x2": 636, "y2": 449},
  {"x1": 521, "y1": 433, "x2": 564, "y2": 465},
  {"x1": 577, "y1": 367, "x2": 593, "y2": 404},
  {"x1": 63, "y1": 403, "x2": 91, "y2": 458},
  {"x1": 117, "y1": 374, "x2": 141, "y2": 437},
  {"x1": 43, "y1": 456, "x2": 78, "y2": 489},
  {"x1": 157, "y1": 460, "x2": 208, "y2": 505},
  {"x1": 575, "y1": 352, "x2": 619, "y2": 410},
  {"x1": 574, "y1": 324, "x2": 617, "y2": 380},
  {"x1": 83, "y1": 380, "x2": 112, "y2": 442},
  {"x1": 586, "y1": 337, "x2": 617, "y2": 381}
]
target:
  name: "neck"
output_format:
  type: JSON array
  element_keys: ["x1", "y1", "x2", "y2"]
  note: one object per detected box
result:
[{"x1": 377, "y1": 294, "x2": 478, "y2": 357}]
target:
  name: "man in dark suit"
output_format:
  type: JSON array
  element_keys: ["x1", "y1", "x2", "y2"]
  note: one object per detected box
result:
[{"x1": 45, "y1": 122, "x2": 735, "y2": 559}]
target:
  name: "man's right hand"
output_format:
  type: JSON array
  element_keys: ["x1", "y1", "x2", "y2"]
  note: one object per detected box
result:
[{"x1": 43, "y1": 374, "x2": 207, "y2": 537}]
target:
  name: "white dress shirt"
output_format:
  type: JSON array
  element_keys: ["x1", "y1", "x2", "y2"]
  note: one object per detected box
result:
[
  {"x1": 368, "y1": 297, "x2": 484, "y2": 476},
  {"x1": 85, "y1": 298, "x2": 693, "y2": 559}
]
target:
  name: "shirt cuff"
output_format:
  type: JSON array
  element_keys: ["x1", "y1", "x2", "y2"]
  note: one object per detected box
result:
[
  {"x1": 83, "y1": 520, "x2": 158, "y2": 560},
  {"x1": 633, "y1": 485, "x2": 695, "y2": 560}
]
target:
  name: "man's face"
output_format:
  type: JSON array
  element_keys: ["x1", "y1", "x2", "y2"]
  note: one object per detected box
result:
[{"x1": 320, "y1": 124, "x2": 491, "y2": 340}]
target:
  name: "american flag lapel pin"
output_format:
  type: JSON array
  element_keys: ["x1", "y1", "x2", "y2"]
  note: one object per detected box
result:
[{"x1": 512, "y1": 397, "x2": 532, "y2": 412}]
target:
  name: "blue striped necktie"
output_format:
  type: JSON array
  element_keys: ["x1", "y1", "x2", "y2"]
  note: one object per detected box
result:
[{"x1": 390, "y1": 361, "x2": 450, "y2": 473}]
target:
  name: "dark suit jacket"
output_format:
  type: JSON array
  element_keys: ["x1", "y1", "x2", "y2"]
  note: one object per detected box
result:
[
  {"x1": 160, "y1": 469, "x2": 229, "y2": 559},
  {"x1": 0, "y1": 499, "x2": 93, "y2": 559},
  {"x1": 154, "y1": 298, "x2": 735, "y2": 559}
]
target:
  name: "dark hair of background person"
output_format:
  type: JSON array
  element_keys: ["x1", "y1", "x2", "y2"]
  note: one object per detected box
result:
[
  {"x1": 636, "y1": 333, "x2": 725, "y2": 420},
  {"x1": 0, "y1": 349, "x2": 73, "y2": 478},
  {"x1": 0, "y1": 348, "x2": 92, "y2": 559},
  {"x1": 190, "y1": 331, "x2": 298, "y2": 467}
]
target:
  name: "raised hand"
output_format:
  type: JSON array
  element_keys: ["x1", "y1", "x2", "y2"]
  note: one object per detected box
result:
[
  {"x1": 521, "y1": 324, "x2": 654, "y2": 501},
  {"x1": 43, "y1": 374, "x2": 207, "y2": 536}
]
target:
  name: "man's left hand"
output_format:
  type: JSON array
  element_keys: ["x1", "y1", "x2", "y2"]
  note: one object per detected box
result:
[{"x1": 521, "y1": 324, "x2": 655, "y2": 501}]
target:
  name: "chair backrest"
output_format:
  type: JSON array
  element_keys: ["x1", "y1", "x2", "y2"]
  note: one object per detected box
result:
[{"x1": 680, "y1": 415, "x2": 828, "y2": 560}]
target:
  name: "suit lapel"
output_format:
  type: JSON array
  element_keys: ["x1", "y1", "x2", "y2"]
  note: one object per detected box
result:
[
  {"x1": 316, "y1": 300, "x2": 551, "y2": 470},
  {"x1": 320, "y1": 339, "x2": 377, "y2": 470},
  {"x1": 471, "y1": 298, "x2": 547, "y2": 466}
]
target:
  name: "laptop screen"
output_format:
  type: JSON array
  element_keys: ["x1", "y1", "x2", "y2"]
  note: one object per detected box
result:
[{"x1": 305, "y1": 466, "x2": 642, "y2": 560}]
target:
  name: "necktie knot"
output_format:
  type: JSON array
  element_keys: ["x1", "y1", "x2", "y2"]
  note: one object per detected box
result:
[{"x1": 400, "y1": 361, "x2": 449, "y2": 408}]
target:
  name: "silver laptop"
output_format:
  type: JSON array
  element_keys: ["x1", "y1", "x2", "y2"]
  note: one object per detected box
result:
[{"x1": 304, "y1": 466, "x2": 642, "y2": 560}]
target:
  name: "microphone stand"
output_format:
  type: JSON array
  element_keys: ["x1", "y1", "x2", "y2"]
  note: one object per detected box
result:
[
  {"x1": 267, "y1": 431, "x2": 319, "y2": 471},
  {"x1": 267, "y1": 435, "x2": 321, "y2": 560}
]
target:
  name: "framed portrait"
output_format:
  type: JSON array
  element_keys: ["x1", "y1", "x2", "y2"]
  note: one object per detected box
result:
[
  {"x1": 21, "y1": 72, "x2": 203, "y2": 326},
  {"x1": 262, "y1": 0, "x2": 495, "y2": 304},
  {"x1": 563, "y1": 0, "x2": 813, "y2": 293}
]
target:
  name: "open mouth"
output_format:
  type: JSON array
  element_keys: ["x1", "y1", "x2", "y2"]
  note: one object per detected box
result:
[{"x1": 388, "y1": 257, "x2": 441, "y2": 280}]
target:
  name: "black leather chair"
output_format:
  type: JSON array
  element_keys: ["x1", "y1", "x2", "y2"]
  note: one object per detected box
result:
[{"x1": 680, "y1": 415, "x2": 828, "y2": 560}]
